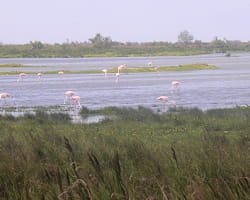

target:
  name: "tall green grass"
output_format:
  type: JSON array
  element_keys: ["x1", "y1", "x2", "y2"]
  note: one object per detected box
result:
[{"x1": 0, "y1": 106, "x2": 249, "y2": 199}]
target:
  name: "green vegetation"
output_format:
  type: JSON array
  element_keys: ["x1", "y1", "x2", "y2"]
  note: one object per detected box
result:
[
  {"x1": 178, "y1": 30, "x2": 194, "y2": 44},
  {"x1": 0, "y1": 63, "x2": 33, "y2": 68},
  {"x1": 109, "y1": 64, "x2": 218, "y2": 73},
  {"x1": 0, "y1": 64, "x2": 218, "y2": 75},
  {"x1": 0, "y1": 33, "x2": 250, "y2": 58},
  {"x1": 0, "y1": 44, "x2": 212, "y2": 58},
  {"x1": 0, "y1": 106, "x2": 249, "y2": 199}
]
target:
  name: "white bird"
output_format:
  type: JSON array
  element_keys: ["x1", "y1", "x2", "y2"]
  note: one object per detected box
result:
[
  {"x1": 115, "y1": 72, "x2": 120, "y2": 83},
  {"x1": 102, "y1": 69, "x2": 108, "y2": 79},
  {"x1": 37, "y1": 73, "x2": 42, "y2": 81}
]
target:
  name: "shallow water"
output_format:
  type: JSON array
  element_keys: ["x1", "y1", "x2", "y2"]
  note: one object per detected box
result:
[{"x1": 0, "y1": 53, "x2": 250, "y2": 111}]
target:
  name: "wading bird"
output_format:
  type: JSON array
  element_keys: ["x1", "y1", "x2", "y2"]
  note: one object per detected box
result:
[
  {"x1": 156, "y1": 96, "x2": 176, "y2": 111},
  {"x1": 171, "y1": 81, "x2": 182, "y2": 92},
  {"x1": 102, "y1": 69, "x2": 108, "y2": 79},
  {"x1": 115, "y1": 72, "x2": 120, "y2": 83},
  {"x1": 117, "y1": 64, "x2": 126, "y2": 73},
  {"x1": 157, "y1": 96, "x2": 169, "y2": 102},
  {"x1": 70, "y1": 96, "x2": 81, "y2": 107},
  {"x1": 0, "y1": 93, "x2": 11, "y2": 104},
  {"x1": 58, "y1": 71, "x2": 64, "y2": 76},
  {"x1": 154, "y1": 67, "x2": 159, "y2": 72},
  {"x1": 64, "y1": 91, "x2": 76, "y2": 104},
  {"x1": 17, "y1": 73, "x2": 27, "y2": 82},
  {"x1": 37, "y1": 73, "x2": 42, "y2": 81},
  {"x1": 70, "y1": 96, "x2": 81, "y2": 113},
  {"x1": 148, "y1": 62, "x2": 153, "y2": 66}
]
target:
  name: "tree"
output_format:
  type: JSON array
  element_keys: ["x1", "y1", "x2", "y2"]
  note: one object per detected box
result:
[
  {"x1": 211, "y1": 37, "x2": 228, "y2": 53},
  {"x1": 178, "y1": 30, "x2": 194, "y2": 44},
  {"x1": 30, "y1": 41, "x2": 44, "y2": 49},
  {"x1": 88, "y1": 33, "x2": 112, "y2": 49}
]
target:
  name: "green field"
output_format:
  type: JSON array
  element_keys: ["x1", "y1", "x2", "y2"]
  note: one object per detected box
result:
[{"x1": 0, "y1": 106, "x2": 249, "y2": 199}]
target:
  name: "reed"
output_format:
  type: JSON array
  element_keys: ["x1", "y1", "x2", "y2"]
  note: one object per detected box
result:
[{"x1": 0, "y1": 106, "x2": 249, "y2": 199}]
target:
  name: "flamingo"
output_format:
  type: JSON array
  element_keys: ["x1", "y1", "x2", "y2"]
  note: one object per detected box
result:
[
  {"x1": 58, "y1": 71, "x2": 64, "y2": 76},
  {"x1": 171, "y1": 81, "x2": 182, "y2": 92},
  {"x1": 17, "y1": 73, "x2": 27, "y2": 82},
  {"x1": 157, "y1": 96, "x2": 169, "y2": 102},
  {"x1": 156, "y1": 96, "x2": 176, "y2": 111},
  {"x1": 117, "y1": 64, "x2": 126, "y2": 73},
  {"x1": 64, "y1": 91, "x2": 76, "y2": 104},
  {"x1": 0, "y1": 93, "x2": 11, "y2": 104},
  {"x1": 70, "y1": 96, "x2": 81, "y2": 113},
  {"x1": 148, "y1": 62, "x2": 153, "y2": 66},
  {"x1": 37, "y1": 73, "x2": 42, "y2": 81},
  {"x1": 70, "y1": 96, "x2": 81, "y2": 107},
  {"x1": 115, "y1": 72, "x2": 120, "y2": 83},
  {"x1": 102, "y1": 69, "x2": 108, "y2": 79},
  {"x1": 154, "y1": 67, "x2": 159, "y2": 72}
]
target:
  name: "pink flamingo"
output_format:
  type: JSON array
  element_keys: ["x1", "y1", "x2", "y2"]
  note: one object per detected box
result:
[
  {"x1": 117, "y1": 64, "x2": 126, "y2": 73},
  {"x1": 115, "y1": 72, "x2": 120, "y2": 83},
  {"x1": 37, "y1": 73, "x2": 42, "y2": 81},
  {"x1": 70, "y1": 96, "x2": 81, "y2": 113},
  {"x1": 58, "y1": 71, "x2": 64, "y2": 76},
  {"x1": 17, "y1": 73, "x2": 27, "y2": 82},
  {"x1": 154, "y1": 67, "x2": 159, "y2": 72},
  {"x1": 0, "y1": 93, "x2": 11, "y2": 104},
  {"x1": 148, "y1": 62, "x2": 153, "y2": 66},
  {"x1": 171, "y1": 81, "x2": 182, "y2": 92},
  {"x1": 102, "y1": 69, "x2": 108, "y2": 79},
  {"x1": 156, "y1": 96, "x2": 176, "y2": 111},
  {"x1": 157, "y1": 96, "x2": 169, "y2": 102},
  {"x1": 64, "y1": 91, "x2": 76, "y2": 104}
]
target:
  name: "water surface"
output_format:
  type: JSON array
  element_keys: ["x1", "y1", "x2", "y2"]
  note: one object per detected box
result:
[{"x1": 0, "y1": 53, "x2": 249, "y2": 111}]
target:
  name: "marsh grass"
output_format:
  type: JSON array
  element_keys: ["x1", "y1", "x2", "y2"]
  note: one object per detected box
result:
[
  {"x1": 0, "y1": 63, "x2": 33, "y2": 68},
  {"x1": 0, "y1": 106, "x2": 249, "y2": 199},
  {"x1": 0, "y1": 64, "x2": 218, "y2": 75}
]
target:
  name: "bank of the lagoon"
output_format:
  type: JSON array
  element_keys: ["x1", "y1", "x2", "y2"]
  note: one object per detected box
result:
[{"x1": 0, "y1": 106, "x2": 249, "y2": 199}]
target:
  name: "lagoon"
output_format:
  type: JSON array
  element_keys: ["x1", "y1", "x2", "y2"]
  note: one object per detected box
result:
[{"x1": 0, "y1": 53, "x2": 249, "y2": 110}]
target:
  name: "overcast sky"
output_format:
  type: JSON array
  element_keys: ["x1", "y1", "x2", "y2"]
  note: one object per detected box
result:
[{"x1": 1, "y1": 0, "x2": 250, "y2": 44}]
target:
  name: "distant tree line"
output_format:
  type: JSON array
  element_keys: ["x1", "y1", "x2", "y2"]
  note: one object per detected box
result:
[{"x1": 0, "y1": 32, "x2": 250, "y2": 58}]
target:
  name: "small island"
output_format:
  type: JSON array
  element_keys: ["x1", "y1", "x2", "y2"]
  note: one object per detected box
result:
[{"x1": 0, "y1": 63, "x2": 218, "y2": 75}]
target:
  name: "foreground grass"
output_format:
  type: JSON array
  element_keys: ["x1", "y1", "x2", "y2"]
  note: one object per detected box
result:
[
  {"x1": 0, "y1": 63, "x2": 218, "y2": 75},
  {"x1": 0, "y1": 106, "x2": 249, "y2": 199}
]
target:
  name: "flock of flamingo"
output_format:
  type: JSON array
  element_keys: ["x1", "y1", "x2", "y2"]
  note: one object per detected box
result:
[{"x1": 0, "y1": 62, "x2": 181, "y2": 112}]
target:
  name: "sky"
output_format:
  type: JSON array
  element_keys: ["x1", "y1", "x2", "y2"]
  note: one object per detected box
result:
[{"x1": 1, "y1": 0, "x2": 250, "y2": 44}]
